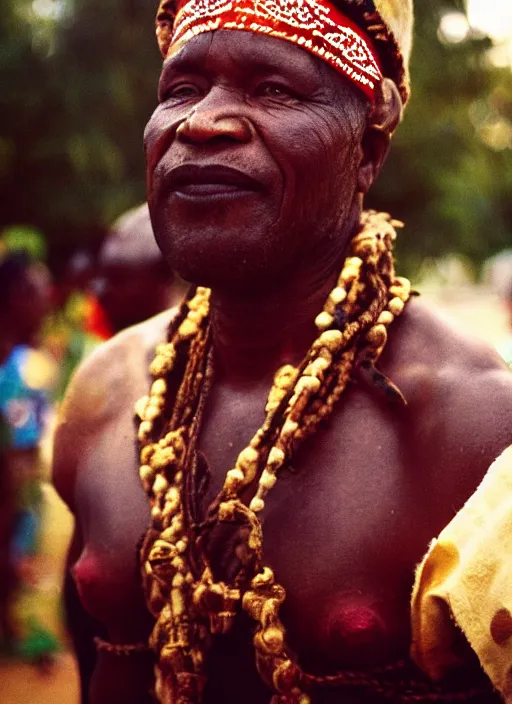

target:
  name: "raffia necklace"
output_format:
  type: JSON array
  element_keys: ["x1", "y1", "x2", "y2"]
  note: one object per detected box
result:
[{"x1": 136, "y1": 211, "x2": 411, "y2": 703}]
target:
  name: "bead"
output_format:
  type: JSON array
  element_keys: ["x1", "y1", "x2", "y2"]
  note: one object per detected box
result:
[
  {"x1": 249, "y1": 497, "x2": 265, "y2": 513},
  {"x1": 134, "y1": 395, "x2": 149, "y2": 419},
  {"x1": 160, "y1": 527, "x2": 176, "y2": 542},
  {"x1": 171, "y1": 515, "x2": 183, "y2": 532},
  {"x1": 149, "y1": 355, "x2": 173, "y2": 377},
  {"x1": 225, "y1": 468, "x2": 245, "y2": 490},
  {"x1": 178, "y1": 318, "x2": 198, "y2": 338},
  {"x1": 329, "y1": 287, "x2": 347, "y2": 305},
  {"x1": 163, "y1": 487, "x2": 180, "y2": 513},
  {"x1": 153, "y1": 475, "x2": 169, "y2": 496},
  {"x1": 315, "y1": 311, "x2": 334, "y2": 331},
  {"x1": 378, "y1": 311, "x2": 394, "y2": 326},
  {"x1": 341, "y1": 256, "x2": 362, "y2": 280},
  {"x1": 140, "y1": 464, "x2": 155, "y2": 491},
  {"x1": 366, "y1": 324, "x2": 387, "y2": 348},
  {"x1": 251, "y1": 567, "x2": 275, "y2": 588},
  {"x1": 236, "y1": 446, "x2": 259, "y2": 483},
  {"x1": 138, "y1": 421, "x2": 153, "y2": 442},
  {"x1": 171, "y1": 556, "x2": 186, "y2": 572},
  {"x1": 172, "y1": 573, "x2": 185, "y2": 588},
  {"x1": 144, "y1": 405, "x2": 160, "y2": 422},
  {"x1": 150, "y1": 447, "x2": 176, "y2": 470},
  {"x1": 388, "y1": 297, "x2": 405, "y2": 316},
  {"x1": 294, "y1": 375, "x2": 321, "y2": 396},
  {"x1": 317, "y1": 329, "x2": 343, "y2": 352},
  {"x1": 175, "y1": 539, "x2": 187, "y2": 554},
  {"x1": 395, "y1": 275, "x2": 411, "y2": 289},
  {"x1": 267, "y1": 447, "x2": 285, "y2": 468},
  {"x1": 140, "y1": 445, "x2": 155, "y2": 465},
  {"x1": 151, "y1": 379, "x2": 167, "y2": 396},
  {"x1": 259, "y1": 469, "x2": 277, "y2": 491},
  {"x1": 265, "y1": 387, "x2": 286, "y2": 414},
  {"x1": 171, "y1": 588, "x2": 185, "y2": 615},
  {"x1": 156, "y1": 343, "x2": 174, "y2": 357},
  {"x1": 187, "y1": 310, "x2": 203, "y2": 324},
  {"x1": 148, "y1": 395, "x2": 164, "y2": 409},
  {"x1": 262, "y1": 626, "x2": 284, "y2": 653},
  {"x1": 281, "y1": 419, "x2": 298, "y2": 439},
  {"x1": 274, "y1": 365, "x2": 298, "y2": 390},
  {"x1": 305, "y1": 357, "x2": 329, "y2": 378}
]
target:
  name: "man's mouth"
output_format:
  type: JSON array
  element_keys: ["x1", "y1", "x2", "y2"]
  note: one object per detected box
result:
[{"x1": 165, "y1": 164, "x2": 262, "y2": 200}]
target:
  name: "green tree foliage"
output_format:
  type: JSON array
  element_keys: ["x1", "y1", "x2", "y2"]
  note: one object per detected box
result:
[
  {"x1": 0, "y1": 0, "x2": 160, "y2": 265},
  {"x1": 1, "y1": 0, "x2": 511, "y2": 276},
  {"x1": 369, "y1": 0, "x2": 512, "y2": 273}
]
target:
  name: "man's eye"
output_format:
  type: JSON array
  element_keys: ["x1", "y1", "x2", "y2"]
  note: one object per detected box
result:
[
  {"x1": 256, "y1": 83, "x2": 297, "y2": 100},
  {"x1": 160, "y1": 83, "x2": 201, "y2": 102}
]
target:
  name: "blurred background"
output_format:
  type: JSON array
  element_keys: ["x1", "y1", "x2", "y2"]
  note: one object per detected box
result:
[{"x1": 0, "y1": 0, "x2": 512, "y2": 702}]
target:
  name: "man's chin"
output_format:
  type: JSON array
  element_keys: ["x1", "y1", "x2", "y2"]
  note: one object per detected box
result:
[{"x1": 173, "y1": 254, "x2": 284, "y2": 295}]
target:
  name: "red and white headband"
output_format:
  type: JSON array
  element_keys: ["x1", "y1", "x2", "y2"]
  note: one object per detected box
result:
[{"x1": 157, "y1": 0, "x2": 383, "y2": 102}]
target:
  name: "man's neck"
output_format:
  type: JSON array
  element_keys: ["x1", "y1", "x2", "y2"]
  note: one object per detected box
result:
[
  {"x1": 213, "y1": 248, "x2": 363, "y2": 388},
  {"x1": 208, "y1": 204, "x2": 362, "y2": 385},
  {"x1": 210, "y1": 275, "x2": 336, "y2": 385}
]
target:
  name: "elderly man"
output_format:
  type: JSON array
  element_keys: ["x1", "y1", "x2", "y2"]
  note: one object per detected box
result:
[{"x1": 54, "y1": 1, "x2": 512, "y2": 702}]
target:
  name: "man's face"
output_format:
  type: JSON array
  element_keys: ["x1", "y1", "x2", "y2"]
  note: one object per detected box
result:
[{"x1": 145, "y1": 30, "x2": 367, "y2": 292}]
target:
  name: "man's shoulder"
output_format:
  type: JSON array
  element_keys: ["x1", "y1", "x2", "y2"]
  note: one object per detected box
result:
[
  {"x1": 66, "y1": 308, "x2": 176, "y2": 414},
  {"x1": 385, "y1": 297, "x2": 512, "y2": 474},
  {"x1": 387, "y1": 297, "x2": 509, "y2": 380},
  {"x1": 52, "y1": 308, "x2": 176, "y2": 510}
]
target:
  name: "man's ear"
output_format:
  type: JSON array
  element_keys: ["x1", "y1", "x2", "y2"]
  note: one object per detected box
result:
[{"x1": 357, "y1": 78, "x2": 403, "y2": 195}]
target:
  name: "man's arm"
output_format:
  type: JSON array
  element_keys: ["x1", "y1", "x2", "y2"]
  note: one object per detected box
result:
[
  {"x1": 63, "y1": 529, "x2": 105, "y2": 704},
  {"x1": 52, "y1": 312, "x2": 174, "y2": 702},
  {"x1": 52, "y1": 353, "x2": 110, "y2": 704}
]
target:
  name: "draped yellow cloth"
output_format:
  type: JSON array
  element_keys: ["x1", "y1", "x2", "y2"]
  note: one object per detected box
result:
[{"x1": 411, "y1": 445, "x2": 512, "y2": 702}]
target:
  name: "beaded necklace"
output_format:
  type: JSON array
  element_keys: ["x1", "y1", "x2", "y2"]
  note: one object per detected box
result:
[{"x1": 136, "y1": 211, "x2": 412, "y2": 703}]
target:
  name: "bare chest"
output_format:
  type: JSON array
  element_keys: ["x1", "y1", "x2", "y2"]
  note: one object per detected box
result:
[
  {"x1": 73, "y1": 380, "x2": 472, "y2": 673},
  {"x1": 194, "y1": 383, "x2": 457, "y2": 671}
]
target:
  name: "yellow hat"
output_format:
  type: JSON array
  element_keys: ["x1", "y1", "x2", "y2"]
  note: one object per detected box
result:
[
  {"x1": 156, "y1": 0, "x2": 414, "y2": 104},
  {"x1": 372, "y1": 0, "x2": 414, "y2": 102}
]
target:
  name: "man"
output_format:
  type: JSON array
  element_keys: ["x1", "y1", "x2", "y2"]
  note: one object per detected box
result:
[
  {"x1": 53, "y1": 1, "x2": 512, "y2": 702},
  {"x1": 93, "y1": 203, "x2": 187, "y2": 334}
]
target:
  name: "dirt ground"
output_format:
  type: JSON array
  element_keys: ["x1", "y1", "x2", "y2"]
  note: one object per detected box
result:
[
  {"x1": 0, "y1": 653, "x2": 79, "y2": 704},
  {"x1": 0, "y1": 483, "x2": 79, "y2": 704}
]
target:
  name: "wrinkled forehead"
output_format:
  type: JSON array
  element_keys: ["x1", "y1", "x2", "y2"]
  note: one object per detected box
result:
[{"x1": 163, "y1": 29, "x2": 327, "y2": 85}]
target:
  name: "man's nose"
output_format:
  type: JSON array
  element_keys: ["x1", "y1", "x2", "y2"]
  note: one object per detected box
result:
[{"x1": 176, "y1": 99, "x2": 252, "y2": 145}]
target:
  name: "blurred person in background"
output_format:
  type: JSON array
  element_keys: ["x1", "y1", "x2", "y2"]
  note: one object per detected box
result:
[
  {"x1": 45, "y1": 250, "x2": 110, "y2": 401},
  {"x1": 54, "y1": 1, "x2": 512, "y2": 703},
  {"x1": 92, "y1": 203, "x2": 187, "y2": 335},
  {"x1": 0, "y1": 250, "x2": 60, "y2": 663}
]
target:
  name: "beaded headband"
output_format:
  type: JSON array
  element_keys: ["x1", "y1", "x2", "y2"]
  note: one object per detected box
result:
[{"x1": 157, "y1": 0, "x2": 384, "y2": 102}]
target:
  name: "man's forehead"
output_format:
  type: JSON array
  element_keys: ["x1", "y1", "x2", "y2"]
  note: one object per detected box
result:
[{"x1": 165, "y1": 29, "x2": 321, "y2": 78}]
